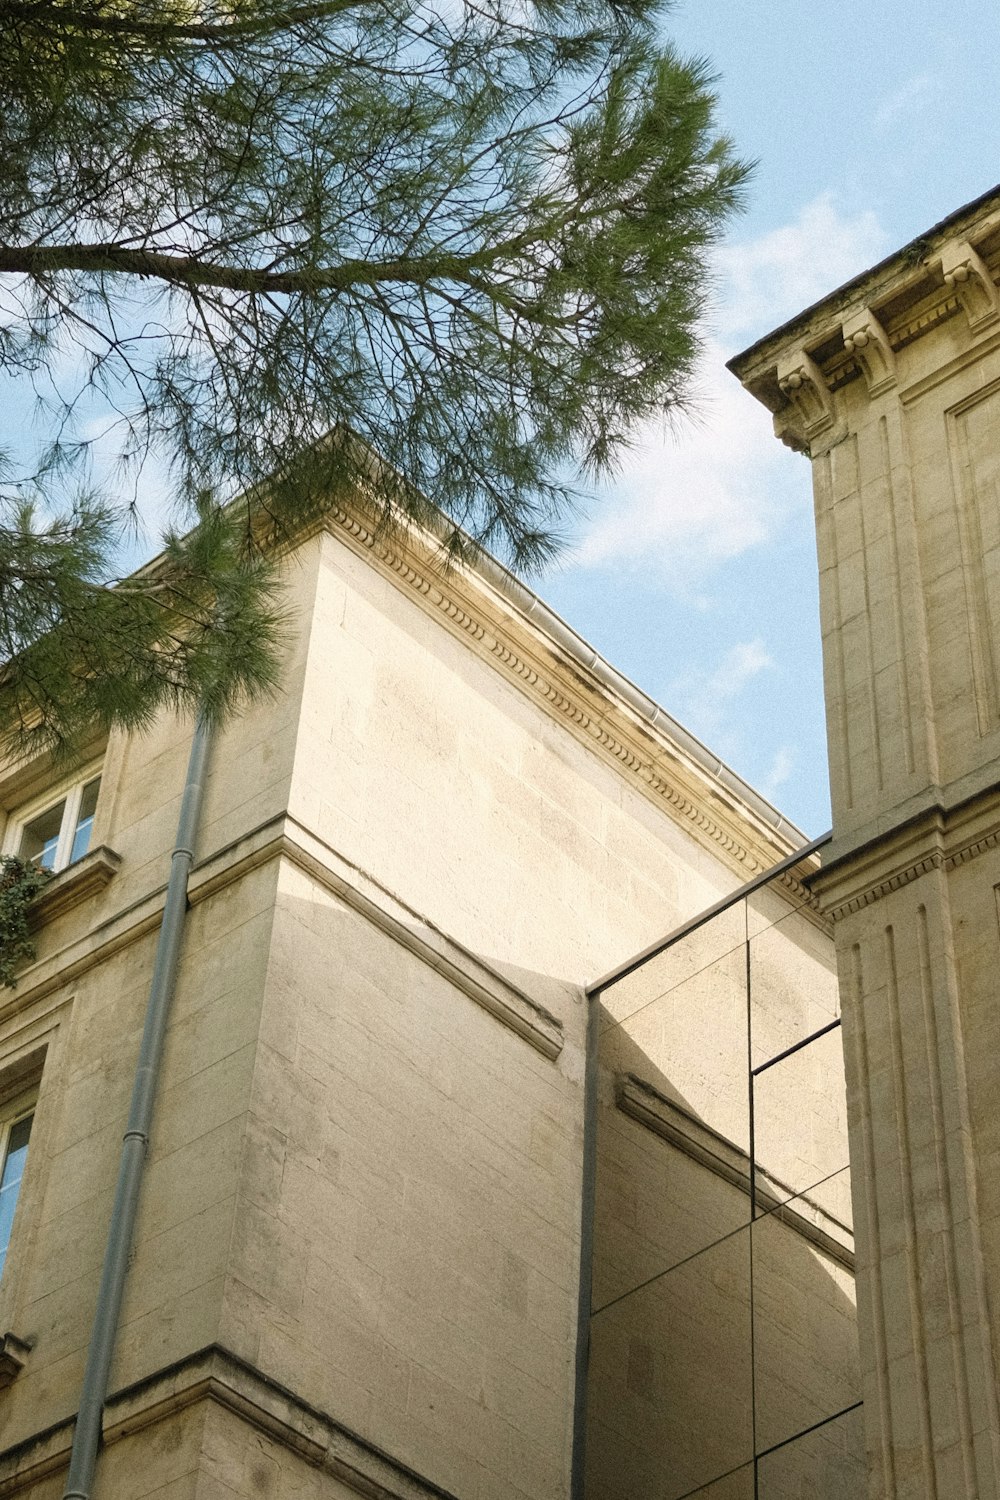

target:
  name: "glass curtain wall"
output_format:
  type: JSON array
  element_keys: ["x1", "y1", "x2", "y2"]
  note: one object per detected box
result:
[{"x1": 584, "y1": 846, "x2": 863, "y2": 1499}]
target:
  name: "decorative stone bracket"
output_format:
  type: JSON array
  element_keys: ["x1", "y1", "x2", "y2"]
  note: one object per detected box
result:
[
  {"x1": 842, "y1": 308, "x2": 897, "y2": 396},
  {"x1": 940, "y1": 237, "x2": 1000, "y2": 332},
  {"x1": 0, "y1": 1331, "x2": 33, "y2": 1388},
  {"x1": 774, "y1": 348, "x2": 842, "y2": 455}
]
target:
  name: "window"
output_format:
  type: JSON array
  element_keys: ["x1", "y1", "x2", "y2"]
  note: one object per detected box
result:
[
  {"x1": 9, "y1": 773, "x2": 102, "y2": 874},
  {"x1": 0, "y1": 1103, "x2": 33, "y2": 1282}
]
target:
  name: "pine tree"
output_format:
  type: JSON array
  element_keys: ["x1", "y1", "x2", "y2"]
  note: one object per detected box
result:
[{"x1": 0, "y1": 0, "x2": 749, "y2": 753}]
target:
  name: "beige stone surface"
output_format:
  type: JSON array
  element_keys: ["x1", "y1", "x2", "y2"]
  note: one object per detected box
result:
[
  {"x1": 732, "y1": 187, "x2": 1000, "y2": 1498},
  {"x1": 0, "y1": 494, "x2": 832, "y2": 1498}
]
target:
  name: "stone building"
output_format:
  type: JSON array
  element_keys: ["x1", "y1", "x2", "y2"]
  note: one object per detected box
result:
[
  {"x1": 0, "y1": 485, "x2": 856, "y2": 1499},
  {"x1": 0, "y1": 181, "x2": 997, "y2": 1500},
  {"x1": 732, "y1": 181, "x2": 1000, "y2": 1500}
]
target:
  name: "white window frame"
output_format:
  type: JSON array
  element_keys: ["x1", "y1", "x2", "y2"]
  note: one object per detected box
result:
[{"x1": 4, "y1": 760, "x2": 103, "y2": 874}]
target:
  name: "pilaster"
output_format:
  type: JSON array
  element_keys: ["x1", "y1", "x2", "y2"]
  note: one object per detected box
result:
[{"x1": 730, "y1": 185, "x2": 1000, "y2": 1499}]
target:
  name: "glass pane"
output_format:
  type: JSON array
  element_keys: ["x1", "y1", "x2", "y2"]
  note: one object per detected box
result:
[
  {"x1": 585, "y1": 1230, "x2": 753, "y2": 1500},
  {"x1": 600, "y1": 905, "x2": 750, "y2": 1157},
  {"x1": 748, "y1": 886, "x2": 840, "y2": 1071},
  {"x1": 752, "y1": 1025, "x2": 851, "y2": 1217},
  {"x1": 19, "y1": 801, "x2": 65, "y2": 871},
  {"x1": 681, "y1": 1466, "x2": 755, "y2": 1499},
  {"x1": 0, "y1": 1112, "x2": 34, "y2": 1280},
  {"x1": 752, "y1": 1193, "x2": 860, "y2": 1453},
  {"x1": 69, "y1": 777, "x2": 101, "y2": 864},
  {"x1": 757, "y1": 1404, "x2": 865, "y2": 1498},
  {"x1": 599, "y1": 902, "x2": 747, "y2": 1033},
  {"x1": 592, "y1": 1090, "x2": 751, "y2": 1307}
]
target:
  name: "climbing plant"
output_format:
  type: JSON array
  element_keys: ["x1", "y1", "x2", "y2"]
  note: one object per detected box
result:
[{"x1": 0, "y1": 857, "x2": 50, "y2": 988}]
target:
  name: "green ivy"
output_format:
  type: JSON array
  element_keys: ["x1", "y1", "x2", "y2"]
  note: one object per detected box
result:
[{"x1": 0, "y1": 857, "x2": 50, "y2": 989}]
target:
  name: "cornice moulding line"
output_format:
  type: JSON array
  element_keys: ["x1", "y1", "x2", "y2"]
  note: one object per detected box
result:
[
  {"x1": 615, "y1": 1074, "x2": 855, "y2": 1274},
  {"x1": 0, "y1": 1345, "x2": 463, "y2": 1500},
  {"x1": 320, "y1": 508, "x2": 810, "y2": 891},
  {"x1": 813, "y1": 790, "x2": 1000, "y2": 918},
  {"x1": 5, "y1": 812, "x2": 564, "y2": 1062}
]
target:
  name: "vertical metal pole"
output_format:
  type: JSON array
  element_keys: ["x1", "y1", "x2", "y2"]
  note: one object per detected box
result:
[
  {"x1": 570, "y1": 988, "x2": 601, "y2": 1500},
  {"x1": 62, "y1": 713, "x2": 213, "y2": 1500}
]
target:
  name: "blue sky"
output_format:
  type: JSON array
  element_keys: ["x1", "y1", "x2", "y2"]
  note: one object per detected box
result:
[
  {"x1": 7, "y1": 2, "x2": 997, "y2": 836},
  {"x1": 539, "y1": 0, "x2": 1000, "y2": 835}
]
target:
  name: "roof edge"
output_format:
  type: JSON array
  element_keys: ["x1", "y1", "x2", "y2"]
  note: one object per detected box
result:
[{"x1": 727, "y1": 181, "x2": 1000, "y2": 376}]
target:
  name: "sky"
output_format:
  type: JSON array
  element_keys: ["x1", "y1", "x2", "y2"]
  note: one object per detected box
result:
[
  {"x1": 7, "y1": 2, "x2": 998, "y2": 837},
  {"x1": 538, "y1": 0, "x2": 1000, "y2": 835}
]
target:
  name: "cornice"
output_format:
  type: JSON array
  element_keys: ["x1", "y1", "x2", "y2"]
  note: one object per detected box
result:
[
  {"x1": 3, "y1": 813, "x2": 565, "y2": 1062},
  {"x1": 318, "y1": 502, "x2": 813, "y2": 897},
  {"x1": 0, "y1": 1344, "x2": 463, "y2": 1500},
  {"x1": 729, "y1": 187, "x2": 1000, "y2": 455},
  {"x1": 813, "y1": 783, "x2": 1000, "y2": 919}
]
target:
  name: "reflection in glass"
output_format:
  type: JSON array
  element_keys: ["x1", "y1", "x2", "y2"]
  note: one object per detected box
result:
[
  {"x1": 70, "y1": 777, "x2": 101, "y2": 863},
  {"x1": 586, "y1": 838, "x2": 862, "y2": 1498},
  {"x1": 0, "y1": 1113, "x2": 33, "y2": 1279},
  {"x1": 586, "y1": 1231, "x2": 753, "y2": 1500},
  {"x1": 752, "y1": 1024, "x2": 851, "y2": 1220},
  {"x1": 19, "y1": 801, "x2": 65, "y2": 870},
  {"x1": 748, "y1": 887, "x2": 840, "y2": 1069},
  {"x1": 757, "y1": 1404, "x2": 865, "y2": 1498},
  {"x1": 752, "y1": 1194, "x2": 860, "y2": 1453}
]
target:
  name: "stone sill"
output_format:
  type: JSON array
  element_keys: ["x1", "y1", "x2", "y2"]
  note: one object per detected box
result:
[{"x1": 28, "y1": 846, "x2": 122, "y2": 928}]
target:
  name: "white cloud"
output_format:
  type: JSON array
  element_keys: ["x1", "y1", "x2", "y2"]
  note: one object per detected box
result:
[
  {"x1": 566, "y1": 194, "x2": 890, "y2": 584},
  {"x1": 665, "y1": 637, "x2": 774, "y2": 745},
  {"x1": 708, "y1": 638, "x2": 773, "y2": 697},
  {"x1": 715, "y1": 192, "x2": 888, "y2": 340},
  {"x1": 761, "y1": 743, "x2": 796, "y2": 799},
  {"x1": 874, "y1": 74, "x2": 937, "y2": 130}
]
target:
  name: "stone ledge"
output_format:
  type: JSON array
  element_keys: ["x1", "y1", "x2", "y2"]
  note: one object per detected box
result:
[
  {"x1": 185, "y1": 814, "x2": 565, "y2": 1060},
  {"x1": 811, "y1": 780, "x2": 1000, "y2": 918},
  {"x1": 0, "y1": 1344, "x2": 462, "y2": 1500},
  {"x1": 27, "y1": 846, "x2": 121, "y2": 928},
  {"x1": 277, "y1": 822, "x2": 566, "y2": 1061},
  {"x1": 0, "y1": 1333, "x2": 32, "y2": 1390},
  {"x1": 616, "y1": 1074, "x2": 855, "y2": 1273},
  {"x1": 8, "y1": 815, "x2": 565, "y2": 1062}
]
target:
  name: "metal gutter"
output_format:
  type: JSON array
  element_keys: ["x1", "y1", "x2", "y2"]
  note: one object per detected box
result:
[{"x1": 62, "y1": 714, "x2": 213, "y2": 1500}]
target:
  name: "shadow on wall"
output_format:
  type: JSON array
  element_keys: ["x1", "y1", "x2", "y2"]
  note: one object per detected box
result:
[{"x1": 584, "y1": 895, "x2": 863, "y2": 1500}]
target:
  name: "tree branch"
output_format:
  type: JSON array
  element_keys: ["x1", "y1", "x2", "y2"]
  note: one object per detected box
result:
[{"x1": 0, "y1": 0, "x2": 369, "y2": 45}]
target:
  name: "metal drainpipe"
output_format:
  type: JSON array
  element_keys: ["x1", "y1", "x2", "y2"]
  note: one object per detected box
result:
[
  {"x1": 62, "y1": 712, "x2": 214, "y2": 1500},
  {"x1": 569, "y1": 986, "x2": 601, "y2": 1500}
]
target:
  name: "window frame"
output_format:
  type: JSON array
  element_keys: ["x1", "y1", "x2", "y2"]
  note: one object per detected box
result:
[
  {"x1": 0, "y1": 1085, "x2": 37, "y2": 1287},
  {"x1": 4, "y1": 760, "x2": 103, "y2": 874}
]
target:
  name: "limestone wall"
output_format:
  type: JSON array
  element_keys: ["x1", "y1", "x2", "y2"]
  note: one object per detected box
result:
[{"x1": 0, "y1": 512, "x2": 823, "y2": 1499}]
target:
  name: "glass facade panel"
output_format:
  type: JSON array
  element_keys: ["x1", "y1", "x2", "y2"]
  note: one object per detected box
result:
[
  {"x1": 681, "y1": 1464, "x2": 755, "y2": 1499},
  {"x1": 752, "y1": 1196, "x2": 860, "y2": 1452},
  {"x1": 756, "y1": 1404, "x2": 866, "y2": 1498},
  {"x1": 586, "y1": 1230, "x2": 753, "y2": 1500},
  {"x1": 586, "y1": 836, "x2": 861, "y2": 1498},
  {"x1": 752, "y1": 1025, "x2": 851, "y2": 1219},
  {"x1": 747, "y1": 886, "x2": 840, "y2": 1070}
]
